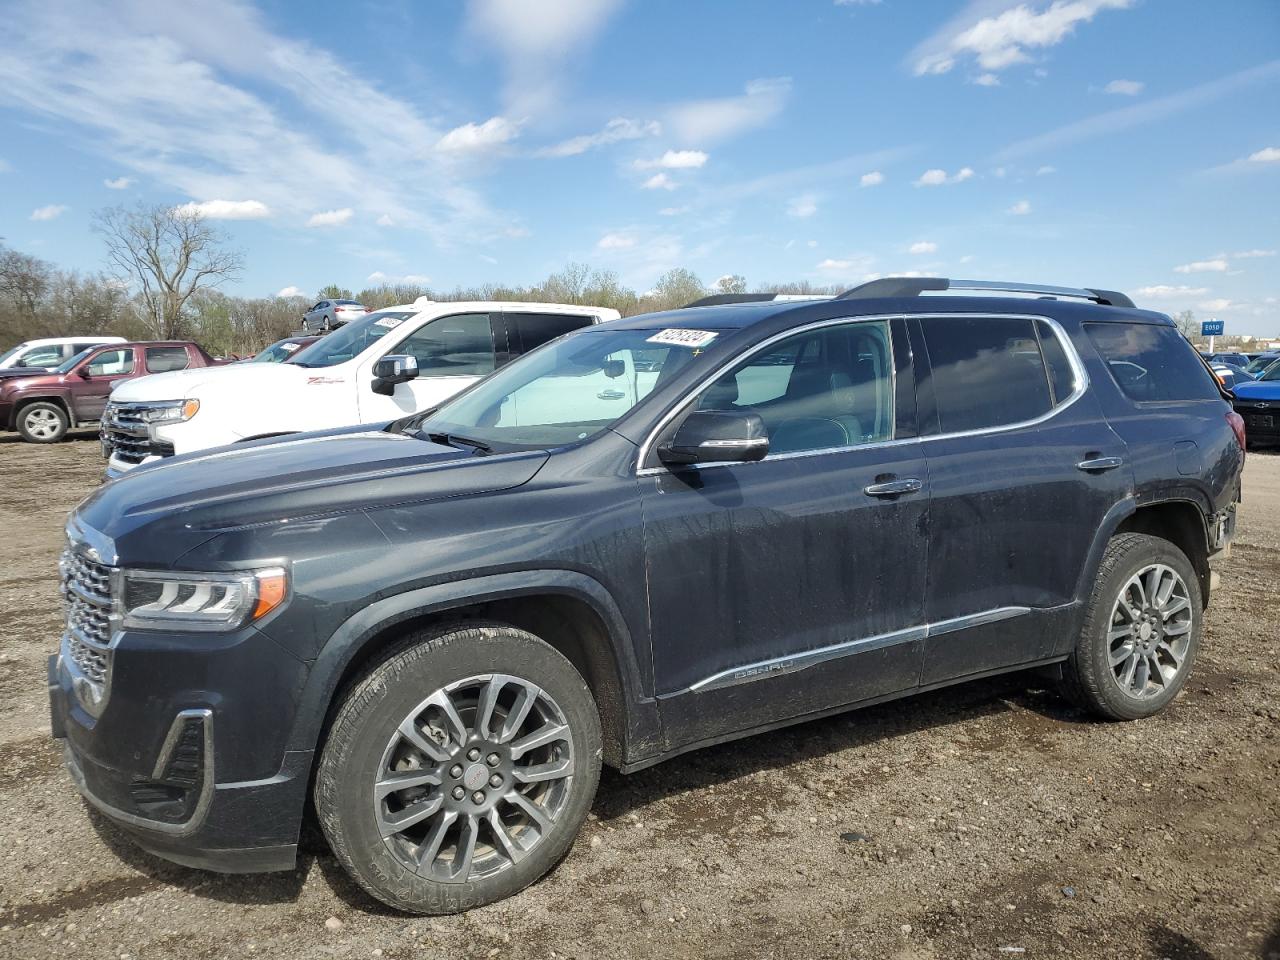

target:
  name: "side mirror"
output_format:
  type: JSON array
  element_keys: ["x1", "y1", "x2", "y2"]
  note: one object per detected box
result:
[
  {"x1": 371, "y1": 354, "x2": 419, "y2": 396},
  {"x1": 658, "y1": 410, "x2": 769, "y2": 466},
  {"x1": 77, "y1": 367, "x2": 93, "y2": 379}
]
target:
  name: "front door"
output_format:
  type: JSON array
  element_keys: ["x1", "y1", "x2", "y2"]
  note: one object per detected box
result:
[
  {"x1": 71, "y1": 346, "x2": 138, "y2": 422},
  {"x1": 911, "y1": 314, "x2": 1132, "y2": 683},
  {"x1": 361, "y1": 312, "x2": 500, "y2": 419},
  {"x1": 641, "y1": 317, "x2": 931, "y2": 747}
]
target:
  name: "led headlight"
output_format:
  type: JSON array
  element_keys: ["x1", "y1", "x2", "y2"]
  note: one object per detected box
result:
[
  {"x1": 136, "y1": 398, "x2": 201, "y2": 424},
  {"x1": 120, "y1": 567, "x2": 288, "y2": 631}
]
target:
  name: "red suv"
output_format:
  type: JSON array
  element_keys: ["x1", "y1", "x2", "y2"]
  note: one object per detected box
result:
[{"x1": 0, "y1": 341, "x2": 228, "y2": 443}]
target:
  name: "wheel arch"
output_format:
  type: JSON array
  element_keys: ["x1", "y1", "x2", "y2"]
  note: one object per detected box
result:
[
  {"x1": 288, "y1": 570, "x2": 659, "y2": 771},
  {"x1": 14, "y1": 394, "x2": 73, "y2": 431}
]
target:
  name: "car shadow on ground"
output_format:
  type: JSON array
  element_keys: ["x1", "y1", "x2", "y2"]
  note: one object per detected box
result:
[
  {"x1": 0, "y1": 429, "x2": 100, "y2": 445},
  {"x1": 79, "y1": 667, "x2": 1088, "y2": 915}
]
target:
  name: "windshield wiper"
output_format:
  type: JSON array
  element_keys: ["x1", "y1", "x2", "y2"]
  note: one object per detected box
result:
[{"x1": 424, "y1": 432, "x2": 492, "y2": 455}]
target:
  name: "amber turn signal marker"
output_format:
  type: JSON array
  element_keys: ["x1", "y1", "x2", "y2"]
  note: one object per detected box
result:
[
  {"x1": 252, "y1": 569, "x2": 288, "y2": 620},
  {"x1": 181, "y1": 398, "x2": 201, "y2": 420}
]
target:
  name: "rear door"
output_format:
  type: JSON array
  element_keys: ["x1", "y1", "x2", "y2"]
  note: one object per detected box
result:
[
  {"x1": 913, "y1": 314, "x2": 1132, "y2": 683},
  {"x1": 70, "y1": 346, "x2": 139, "y2": 422}
]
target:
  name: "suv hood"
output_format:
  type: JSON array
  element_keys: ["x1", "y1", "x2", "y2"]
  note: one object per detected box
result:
[
  {"x1": 109, "y1": 362, "x2": 305, "y2": 400},
  {"x1": 1231, "y1": 380, "x2": 1280, "y2": 400},
  {"x1": 75, "y1": 428, "x2": 549, "y2": 566},
  {"x1": 0, "y1": 367, "x2": 56, "y2": 380}
]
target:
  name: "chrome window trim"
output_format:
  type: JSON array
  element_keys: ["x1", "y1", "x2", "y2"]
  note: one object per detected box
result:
[
  {"x1": 681, "y1": 606, "x2": 1031, "y2": 695},
  {"x1": 635, "y1": 312, "x2": 1089, "y2": 477}
]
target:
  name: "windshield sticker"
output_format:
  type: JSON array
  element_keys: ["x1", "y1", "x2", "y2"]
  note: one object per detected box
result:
[
  {"x1": 374, "y1": 316, "x2": 405, "y2": 329},
  {"x1": 646, "y1": 328, "x2": 718, "y2": 349},
  {"x1": 281, "y1": 343, "x2": 300, "y2": 352}
]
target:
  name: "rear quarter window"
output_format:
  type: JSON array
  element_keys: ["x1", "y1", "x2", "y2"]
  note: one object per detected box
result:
[{"x1": 1085, "y1": 322, "x2": 1220, "y2": 403}]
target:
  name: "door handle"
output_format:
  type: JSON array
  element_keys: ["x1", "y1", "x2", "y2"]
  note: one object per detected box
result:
[
  {"x1": 1076, "y1": 456, "x2": 1124, "y2": 472},
  {"x1": 863, "y1": 478, "x2": 923, "y2": 498}
]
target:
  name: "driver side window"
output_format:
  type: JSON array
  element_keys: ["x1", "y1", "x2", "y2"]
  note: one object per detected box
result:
[
  {"x1": 86, "y1": 348, "x2": 135, "y2": 377},
  {"x1": 695, "y1": 320, "x2": 894, "y2": 455}
]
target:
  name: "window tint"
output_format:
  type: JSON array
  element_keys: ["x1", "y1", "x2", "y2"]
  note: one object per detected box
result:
[
  {"x1": 511, "y1": 313, "x2": 593, "y2": 355},
  {"x1": 1035, "y1": 320, "x2": 1077, "y2": 404},
  {"x1": 71, "y1": 342, "x2": 100, "y2": 355},
  {"x1": 86, "y1": 348, "x2": 135, "y2": 376},
  {"x1": 397, "y1": 313, "x2": 495, "y2": 377},
  {"x1": 697, "y1": 320, "x2": 894, "y2": 455},
  {"x1": 1085, "y1": 322, "x2": 1220, "y2": 403},
  {"x1": 146, "y1": 345, "x2": 190, "y2": 373},
  {"x1": 921, "y1": 316, "x2": 1052, "y2": 433}
]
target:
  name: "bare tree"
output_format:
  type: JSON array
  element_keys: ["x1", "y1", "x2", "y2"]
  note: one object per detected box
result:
[
  {"x1": 93, "y1": 204, "x2": 243, "y2": 339},
  {"x1": 714, "y1": 274, "x2": 748, "y2": 295},
  {"x1": 0, "y1": 243, "x2": 53, "y2": 318},
  {"x1": 1172, "y1": 309, "x2": 1198, "y2": 340}
]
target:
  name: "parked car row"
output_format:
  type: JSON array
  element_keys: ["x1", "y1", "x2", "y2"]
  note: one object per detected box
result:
[{"x1": 49, "y1": 276, "x2": 1244, "y2": 916}]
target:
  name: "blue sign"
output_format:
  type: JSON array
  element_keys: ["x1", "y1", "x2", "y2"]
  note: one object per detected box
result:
[{"x1": 1201, "y1": 319, "x2": 1224, "y2": 337}]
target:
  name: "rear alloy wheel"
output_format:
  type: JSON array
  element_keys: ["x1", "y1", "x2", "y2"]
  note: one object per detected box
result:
[
  {"x1": 316, "y1": 623, "x2": 601, "y2": 914},
  {"x1": 17, "y1": 401, "x2": 69, "y2": 443},
  {"x1": 1061, "y1": 532, "x2": 1202, "y2": 720}
]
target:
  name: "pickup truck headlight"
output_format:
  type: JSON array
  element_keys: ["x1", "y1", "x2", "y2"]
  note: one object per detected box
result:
[
  {"x1": 121, "y1": 567, "x2": 288, "y2": 631},
  {"x1": 133, "y1": 399, "x2": 200, "y2": 424}
]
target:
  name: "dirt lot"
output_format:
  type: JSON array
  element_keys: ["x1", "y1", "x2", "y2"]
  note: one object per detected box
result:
[{"x1": 0, "y1": 430, "x2": 1277, "y2": 960}]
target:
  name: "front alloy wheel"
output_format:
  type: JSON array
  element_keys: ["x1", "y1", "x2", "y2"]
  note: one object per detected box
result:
[{"x1": 375, "y1": 674, "x2": 575, "y2": 884}]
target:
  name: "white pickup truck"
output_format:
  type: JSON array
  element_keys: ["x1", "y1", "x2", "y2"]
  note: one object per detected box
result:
[{"x1": 101, "y1": 299, "x2": 618, "y2": 477}]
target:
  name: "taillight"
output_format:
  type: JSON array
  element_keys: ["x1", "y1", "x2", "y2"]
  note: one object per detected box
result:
[{"x1": 1227, "y1": 411, "x2": 1246, "y2": 451}]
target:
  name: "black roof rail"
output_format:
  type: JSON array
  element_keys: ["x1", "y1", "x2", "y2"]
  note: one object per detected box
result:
[
  {"x1": 681, "y1": 293, "x2": 787, "y2": 308},
  {"x1": 835, "y1": 277, "x2": 1135, "y2": 309}
]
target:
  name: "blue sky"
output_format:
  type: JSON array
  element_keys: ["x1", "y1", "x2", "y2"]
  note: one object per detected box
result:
[{"x1": 0, "y1": 0, "x2": 1277, "y2": 333}]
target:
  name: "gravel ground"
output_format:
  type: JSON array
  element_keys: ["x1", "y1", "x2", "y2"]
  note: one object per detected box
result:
[{"x1": 0, "y1": 431, "x2": 1277, "y2": 960}]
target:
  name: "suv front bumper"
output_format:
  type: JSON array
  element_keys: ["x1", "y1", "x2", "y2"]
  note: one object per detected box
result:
[{"x1": 48, "y1": 622, "x2": 314, "y2": 873}]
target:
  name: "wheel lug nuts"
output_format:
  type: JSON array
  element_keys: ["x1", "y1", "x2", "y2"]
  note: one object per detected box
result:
[
  {"x1": 486, "y1": 753, "x2": 501, "y2": 767},
  {"x1": 450, "y1": 764, "x2": 463, "y2": 779},
  {"x1": 472, "y1": 791, "x2": 485, "y2": 804},
  {"x1": 452, "y1": 786, "x2": 465, "y2": 801},
  {"x1": 467, "y1": 748, "x2": 481, "y2": 762},
  {"x1": 489, "y1": 774, "x2": 503, "y2": 788}
]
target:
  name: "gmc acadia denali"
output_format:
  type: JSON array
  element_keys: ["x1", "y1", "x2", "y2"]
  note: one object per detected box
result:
[{"x1": 49, "y1": 278, "x2": 1243, "y2": 914}]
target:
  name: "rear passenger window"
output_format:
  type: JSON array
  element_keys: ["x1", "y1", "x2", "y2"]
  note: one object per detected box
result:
[
  {"x1": 146, "y1": 346, "x2": 191, "y2": 373},
  {"x1": 920, "y1": 316, "x2": 1052, "y2": 433},
  {"x1": 511, "y1": 313, "x2": 593, "y2": 354},
  {"x1": 1085, "y1": 322, "x2": 1220, "y2": 403}
]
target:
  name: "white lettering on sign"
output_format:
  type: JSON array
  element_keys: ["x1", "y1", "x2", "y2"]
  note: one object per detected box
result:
[{"x1": 645, "y1": 328, "x2": 719, "y2": 349}]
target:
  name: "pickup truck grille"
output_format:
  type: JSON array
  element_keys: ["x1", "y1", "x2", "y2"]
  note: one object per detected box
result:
[
  {"x1": 59, "y1": 545, "x2": 117, "y2": 701},
  {"x1": 101, "y1": 402, "x2": 176, "y2": 464}
]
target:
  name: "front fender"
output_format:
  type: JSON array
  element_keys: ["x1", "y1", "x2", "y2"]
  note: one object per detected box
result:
[{"x1": 284, "y1": 569, "x2": 660, "y2": 764}]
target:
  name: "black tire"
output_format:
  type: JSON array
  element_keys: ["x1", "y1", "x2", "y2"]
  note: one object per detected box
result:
[
  {"x1": 17, "y1": 401, "x2": 69, "y2": 443},
  {"x1": 321, "y1": 315, "x2": 332, "y2": 332},
  {"x1": 315, "y1": 622, "x2": 602, "y2": 914},
  {"x1": 1061, "y1": 533, "x2": 1202, "y2": 720}
]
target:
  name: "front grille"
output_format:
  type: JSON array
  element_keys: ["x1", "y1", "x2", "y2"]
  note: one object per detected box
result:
[
  {"x1": 60, "y1": 545, "x2": 116, "y2": 696},
  {"x1": 102, "y1": 403, "x2": 176, "y2": 464}
]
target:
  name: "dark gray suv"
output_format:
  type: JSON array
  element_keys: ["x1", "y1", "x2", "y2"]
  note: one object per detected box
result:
[{"x1": 49, "y1": 277, "x2": 1243, "y2": 914}]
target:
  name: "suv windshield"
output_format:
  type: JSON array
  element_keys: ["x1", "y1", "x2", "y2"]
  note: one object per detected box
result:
[
  {"x1": 289, "y1": 311, "x2": 416, "y2": 367},
  {"x1": 418, "y1": 327, "x2": 707, "y2": 450},
  {"x1": 54, "y1": 348, "x2": 94, "y2": 373},
  {"x1": 0, "y1": 344, "x2": 29, "y2": 367},
  {"x1": 1258, "y1": 361, "x2": 1280, "y2": 382}
]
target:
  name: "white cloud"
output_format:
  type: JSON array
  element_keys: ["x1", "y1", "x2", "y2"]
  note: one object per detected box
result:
[
  {"x1": 466, "y1": 0, "x2": 624, "y2": 116},
  {"x1": 817, "y1": 258, "x2": 857, "y2": 271},
  {"x1": 1174, "y1": 259, "x2": 1228, "y2": 274},
  {"x1": 973, "y1": 73, "x2": 1000, "y2": 87},
  {"x1": 596, "y1": 231, "x2": 636, "y2": 250},
  {"x1": 635, "y1": 149, "x2": 708, "y2": 170},
  {"x1": 367, "y1": 271, "x2": 431, "y2": 285},
  {"x1": 103, "y1": 175, "x2": 132, "y2": 189},
  {"x1": 787, "y1": 193, "x2": 818, "y2": 218},
  {"x1": 1233, "y1": 249, "x2": 1276, "y2": 258},
  {"x1": 807, "y1": 240, "x2": 818, "y2": 248},
  {"x1": 536, "y1": 117, "x2": 660, "y2": 157},
  {"x1": 665, "y1": 77, "x2": 792, "y2": 144},
  {"x1": 860, "y1": 170, "x2": 884, "y2": 187},
  {"x1": 174, "y1": 198, "x2": 270, "y2": 219},
  {"x1": 641, "y1": 173, "x2": 677, "y2": 191},
  {"x1": 436, "y1": 116, "x2": 520, "y2": 153},
  {"x1": 1008, "y1": 199, "x2": 1032, "y2": 215},
  {"x1": 306, "y1": 208, "x2": 354, "y2": 228},
  {"x1": 911, "y1": 0, "x2": 1133, "y2": 76},
  {"x1": 1248, "y1": 146, "x2": 1280, "y2": 163},
  {"x1": 835, "y1": 0, "x2": 882, "y2": 5},
  {"x1": 30, "y1": 204, "x2": 67, "y2": 221},
  {"x1": 1136, "y1": 285, "x2": 1210, "y2": 299},
  {"x1": 1036, "y1": 165, "x2": 1056, "y2": 175},
  {"x1": 908, "y1": 240, "x2": 937, "y2": 254},
  {"x1": 1198, "y1": 299, "x2": 1233, "y2": 312},
  {"x1": 915, "y1": 166, "x2": 973, "y2": 186},
  {"x1": 658, "y1": 205, "x2": 689, "y2": 216},
  {"x1": 376, "y1": 214, "x2": 395, "y2": 227},
  {"x1": 276, "y1": 285, "x2": 304, "y2": 298},
  {"x1": 1104, "y1": 78, "x2": 1144, "y2": 96},
  {"x1": 993, "y1": 166, "x2": 1007, "y2": 178}
]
